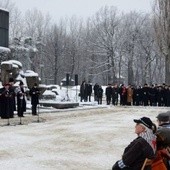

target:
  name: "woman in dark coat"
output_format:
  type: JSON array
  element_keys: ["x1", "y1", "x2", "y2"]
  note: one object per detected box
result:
[
  {"x1": 29, "y1": 83, "x2": 40, "y2": 115},
  {"x1": 112, "y1": 117, "x2": 156, "y2": 170}
]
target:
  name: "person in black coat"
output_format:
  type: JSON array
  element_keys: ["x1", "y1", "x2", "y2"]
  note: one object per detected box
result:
[
  {"x1": 93, "y1": 83, "x2": 99, "y2": 101},
  {"x1": 133, "y1": 86, "x2": 142, "y2": 106},
  {"x1": 157, "y1": 86, "x2": 164, "y2": 106},
  {"x1": 86, "y1": 82, "x2": 92, "y2": 102},
  {"x1": 16, "y1": 81, "x2": 26, "y2": 117},
  {"x1": 8, "y1": 78, "x2": 16, "y2": 118},
  {"x1": 142, "y1": 84, "x2": 149, "y2": 106},
  {"x1": 112, "y1": 84, "x2": 119, "y2": 105},
  {"x1": 148, "y1": 85, "x2": 157, "y2": 106},
  {"x1": 119, "y1": 84, "x2": 127, "y2": 106},
  {"x1": 80, "y1": 81, "x2": 88, "y2": 102},
  {"x1": 0, "y1": 83, "x2": 14, "y2": 119},
  {"x1": 29, "y1": 83, "x2": 40, "y2": 115},
  {"x1": 97, "y1": 85, "x2": 103, "y2": 105},
  {"x1": 112, "y1": 117, "x2": 156, "y2": 170},
  {"x1": 105, "y1": 84, "x2": 112, "y2": 105}
]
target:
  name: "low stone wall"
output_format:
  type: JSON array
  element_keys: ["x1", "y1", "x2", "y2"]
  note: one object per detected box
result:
[{"x1": 40, "y1": 102, "x2": 79, "y2": 109}]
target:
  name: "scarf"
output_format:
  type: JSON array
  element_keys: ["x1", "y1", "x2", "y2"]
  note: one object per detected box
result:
[{"x1": 139, "y1": 127, "x2": 157, "y2": 153}]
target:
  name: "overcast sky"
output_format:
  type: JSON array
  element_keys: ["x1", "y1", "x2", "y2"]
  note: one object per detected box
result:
[{"x1": 12, "y1": 0, "x2": 154, "y2": 22}]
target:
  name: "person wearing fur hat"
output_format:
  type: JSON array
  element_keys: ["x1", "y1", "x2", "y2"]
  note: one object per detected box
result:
[{"x1": 112, "y1": 117, "x2": 156, "y2": 170}]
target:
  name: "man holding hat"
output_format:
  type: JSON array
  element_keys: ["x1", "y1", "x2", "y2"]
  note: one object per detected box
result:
[{"x1": 112, "y1": 117, "x2": 156, "y2": 170}]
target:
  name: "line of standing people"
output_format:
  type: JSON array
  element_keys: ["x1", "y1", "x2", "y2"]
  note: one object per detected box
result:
[{"x1": 0, "y1": 79, "x2": 40, "y2": 119}]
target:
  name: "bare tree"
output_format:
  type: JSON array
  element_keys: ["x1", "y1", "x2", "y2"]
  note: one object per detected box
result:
[
  {"x1": 153, "y1": 0, "x2": 170, "y2": 84},
  {"x1": 87, "y1": 6, "x2": 120, "y2": 84},
  {"x1": 64, "y1": 16, "x2": 84, "y2": 80},
  {"x1": 23, "y1": 8, "x2": 51, "y2": 81},
  {"x1": 24, "y1": 8, "x2": 51, "y2": 40},
  {"x1": 45, "y1": 21, "x2": 67, "y2": 84}
]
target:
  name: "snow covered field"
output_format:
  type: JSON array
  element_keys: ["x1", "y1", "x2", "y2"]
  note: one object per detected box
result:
[{"x1": 0, "y1": 105, "x2": 169, "y2": 170}]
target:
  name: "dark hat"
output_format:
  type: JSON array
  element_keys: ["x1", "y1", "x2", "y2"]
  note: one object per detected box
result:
[
  {"x1": 134, "y1": 117, "x2": 153, "y2": 129},
  {"x1": 157, "y1": 112, "x2": 170, "y2": 122}
]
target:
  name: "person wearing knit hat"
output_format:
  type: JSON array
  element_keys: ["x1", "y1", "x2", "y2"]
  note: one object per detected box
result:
[{"x1": 112, "y1": 117, "x2": 156, "y2": 170}]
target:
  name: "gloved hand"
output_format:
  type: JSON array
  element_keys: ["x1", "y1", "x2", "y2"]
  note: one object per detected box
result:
[{"x1": 112, "y1": 161, "x2": 121, "y2": 170}]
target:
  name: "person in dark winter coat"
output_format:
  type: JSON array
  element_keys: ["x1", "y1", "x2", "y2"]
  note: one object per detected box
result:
[
  {"x1": 148, "y1": 85, "x2": 157, "y2": 106},
  {"x1": 8, "y1": 78, "x2": 16, "y2": 118},
  {"x1": 105, "y1": 84, "x2": 112, "y2": 105},
  {"x1": 142, "y1": 84, "x2": 149, "y2": 106},
  {"x1": 119, "y1": 84, "x2": 127, "y2": 105},
  {"x1": 86, "y1": 82, "x2": 92, "y2": 102},
  {"x1": 0, "y1": 83, "x2": 15, "y2": 119},
  {"x1": 29, "y1": 83, "x2": 40, "y2": 115},
  {"x1": 112, "y1": 84, "x2": 119, "y2": 105},
  {"x1": 93, "y1": 83, "x2": 99, "y2": 101},
  {"x1": 97, "y1": 85, "x2": 103, "y2": 105},
  {"x1": 80, "y1": 81, "x2": 88, "y2": 102},
  {"x1": 157, "y1": 86, "x2": 164, "y2": 106},
  {"x1": 112, "y1": 117, "x2": 156, "y2": 170},
  {"x1": 16, "y1": 81, "x2": 26, "y2": 117},
  {"x1": 133, "y1": 86, "x2": 142, "y2": 106},
  {"x1": 163, "y1": 85, "x2": 169, "y2": 106},
  {"x1": 154, "y1": 112, "x2": 170, "y2": 169}
]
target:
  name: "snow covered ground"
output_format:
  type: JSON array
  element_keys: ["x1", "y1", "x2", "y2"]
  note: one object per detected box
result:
[{"x1": 0, "y1": 105, "x2": 169, "y2": 170}]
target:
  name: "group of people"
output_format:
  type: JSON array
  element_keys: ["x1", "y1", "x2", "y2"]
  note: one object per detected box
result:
[
  {"x1": 106, "y1": 83, "x2": 170, "y2": 106},
  {"x1": 119, "y1": 83, "x2": 170, "y2": 107},
  {"x1": 112, "y1": 111, "x2": 170, "y2": 170},
  {"x1": 80, "y1": 81, "x2": 104, "y2": 104},
  {"x1": 80, "y1": 81, "x2": 170, "y2": 106},
  {"x1": 80, "y1": 81, "x2": 93, "y2": 102},
  {"x1": 0, "y1": 78, "x2": 40, "y2": 119}
]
